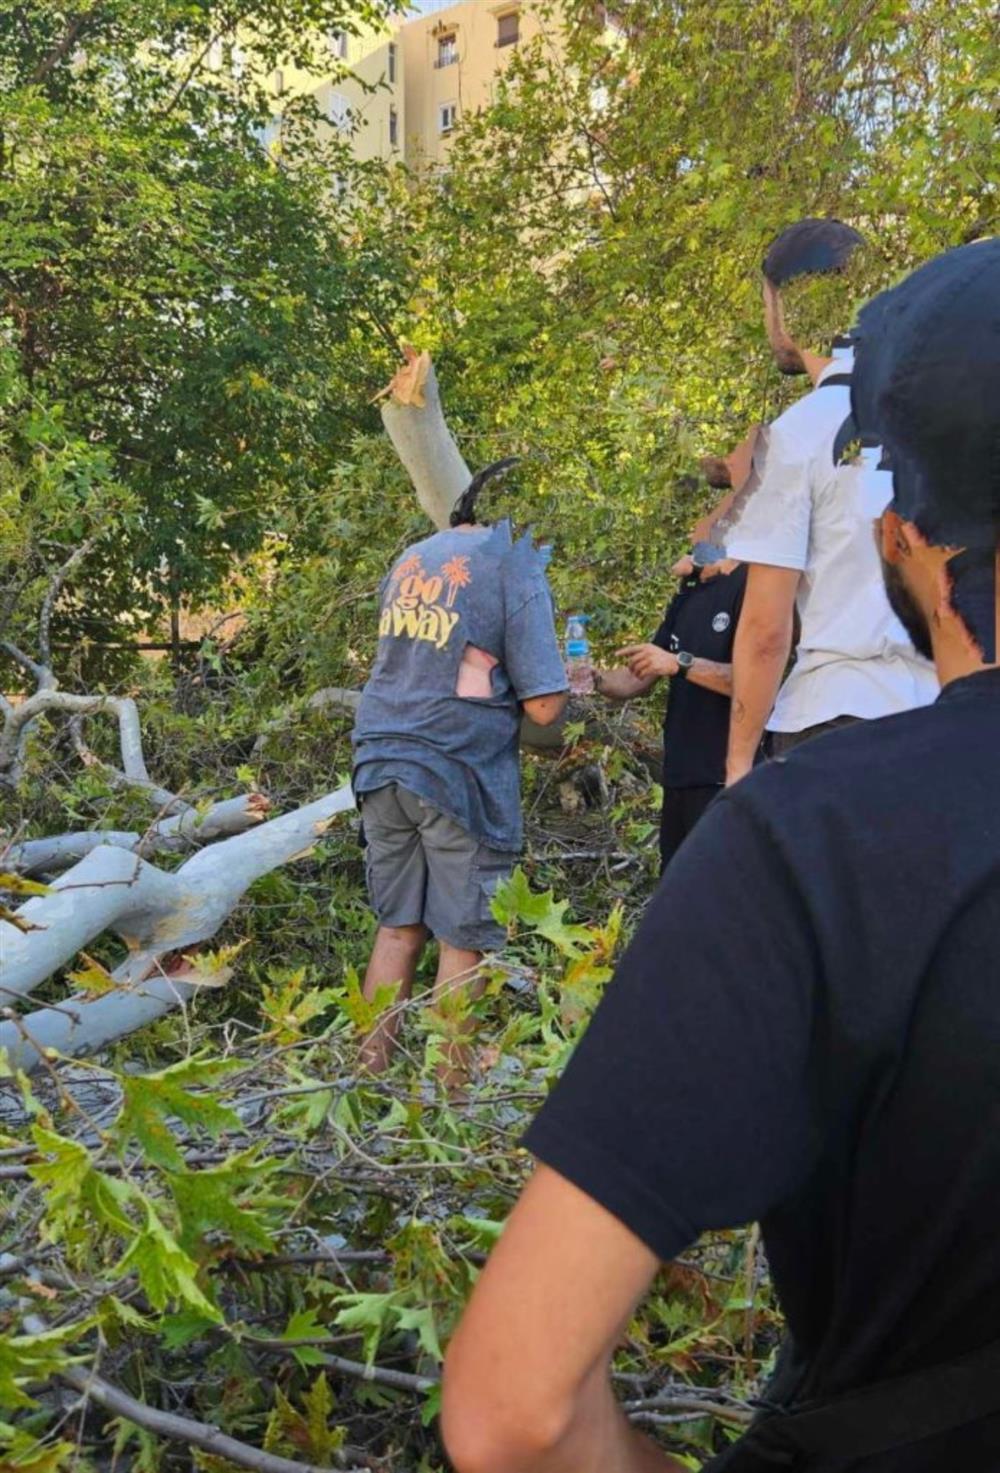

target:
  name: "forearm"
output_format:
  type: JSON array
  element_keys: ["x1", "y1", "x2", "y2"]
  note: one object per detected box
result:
[
  {"x1": 597, "y1": 667, "x2": 657, "y2": 701},
  {"x1": 686, "y1": 657, "x2": 731, "y2": 697},
  {"x1": 726, "y1": 620, "x2": 792, "y2": 781}
]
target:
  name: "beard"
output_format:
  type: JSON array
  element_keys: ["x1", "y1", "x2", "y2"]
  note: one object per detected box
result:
[
  {"x1": 773, "y1": 345, "x2": 807, "y2": 375},
  {"x1": 882, "y1": 559, "x2": 935, "y2": 661}
]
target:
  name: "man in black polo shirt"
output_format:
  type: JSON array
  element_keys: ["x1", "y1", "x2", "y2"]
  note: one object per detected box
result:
[
  {"x1": 594, "y1": 550, "x2": 747, "y2": 870},
  {"x1": 592, "y1": 467, "x2": 753, "y2": 870},
  {"x1": 441, "y1": 240, "x2": 1000, "y2": 1473}
]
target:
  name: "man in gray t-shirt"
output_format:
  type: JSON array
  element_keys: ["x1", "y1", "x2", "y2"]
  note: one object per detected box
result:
[{"x1": 352, "y1": 502, "x2": 568, "y2": 1078}]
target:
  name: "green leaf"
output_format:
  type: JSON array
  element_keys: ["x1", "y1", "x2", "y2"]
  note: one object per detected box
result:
[
  {"x1": 335, "y1": 968, "x2": 400, "y2": 1034},
  {"x1": 117, "y1": 1199, "x2": 221, "y2": 1321},
  {"x1": 0, "y1": 1322, "x2": 86, "y2": 1411},
  {"x1": 491, "y1": 868, "x2": 592, "y2": 956},
  {"x1": 169, "y1": 1153, "x2": 279, "y2": 1258},
  {"x1": 395, "y1": 1303, "x2": 443, "y2": 1364},
  {"x1": 115, "y1": 1055, "x2": 243, "y2": 1170}
]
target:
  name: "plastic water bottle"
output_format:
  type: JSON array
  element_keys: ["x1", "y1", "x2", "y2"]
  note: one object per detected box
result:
[
  {"x1": 565, "y1": 614, "x2": 594, "y2": 695},
  {"x1": 537, "y1": 542, "x2": 554, "y2": 571}
]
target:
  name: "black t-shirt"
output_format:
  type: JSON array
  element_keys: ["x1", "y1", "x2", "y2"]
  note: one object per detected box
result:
[
  {"x1": 652, "y1": 565, "x2": 747, "y2": 788},
  {"x1": 525, "y1": 668, "x2": 1000, "y2": 1471}
]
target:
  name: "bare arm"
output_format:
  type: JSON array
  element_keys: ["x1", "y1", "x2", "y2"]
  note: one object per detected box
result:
[
  {"x1": 726, "y1": 564, "x2": 801, "y2": 785},
  {"x1": 595, "y1": 666, "x2": 659, "y2": 700},
  {"x1": 686, "y1": 656, "x2": 732, "y2": 697},
  {"x1": 442, "y1": 1165, "x2": 685, "y2": 1473},
  {"x1": 522, "y1": 690, "x2": 570, "y2": 727}
]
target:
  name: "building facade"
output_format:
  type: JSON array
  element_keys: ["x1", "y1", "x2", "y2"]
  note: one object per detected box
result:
[{"x1": 256, "y1": 0, "x2": 561, "y2": 174}]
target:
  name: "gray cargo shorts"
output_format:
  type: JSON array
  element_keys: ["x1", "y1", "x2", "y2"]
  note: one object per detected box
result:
[{"x1": 359, "y1": 784, "x2": 514, "y2": 953}]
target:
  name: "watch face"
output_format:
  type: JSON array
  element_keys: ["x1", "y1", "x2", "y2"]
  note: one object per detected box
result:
[{"x1": 678, "y1": 651, "x2": 694, "y2": 670}]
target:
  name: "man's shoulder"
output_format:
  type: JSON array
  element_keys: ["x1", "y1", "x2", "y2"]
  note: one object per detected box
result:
[{"x1": 770, "y1": 377, "x2": 851, "y2": 450}]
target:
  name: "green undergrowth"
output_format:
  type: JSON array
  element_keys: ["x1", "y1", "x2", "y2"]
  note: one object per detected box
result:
[{"x1": 0, "y1": 684, "x2": 778, "y2": 1471}]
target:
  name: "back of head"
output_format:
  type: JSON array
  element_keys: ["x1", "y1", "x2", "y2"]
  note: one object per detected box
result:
[
  {"x1": 763, "y1": 218, "x2": 866, "y2": 289},
  {"x1": 851, "y1": 238, "x2": 1000, "y2": 658},
  {"x1": 763, "y1": 217, "x2": 868, "y2": 367}
]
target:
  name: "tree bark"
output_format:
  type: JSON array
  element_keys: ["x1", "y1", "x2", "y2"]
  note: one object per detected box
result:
[
  {"x1": 0, "y1": 786, "x2": 356, "y2": 1068},
  {"x1": 379, "y1": 348, "x2": 470, "y2": 530}
]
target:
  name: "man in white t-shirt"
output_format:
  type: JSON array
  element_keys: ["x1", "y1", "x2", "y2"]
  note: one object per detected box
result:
[{"x1": 721, "y1": 220, "x2": 937, "y2": 784}]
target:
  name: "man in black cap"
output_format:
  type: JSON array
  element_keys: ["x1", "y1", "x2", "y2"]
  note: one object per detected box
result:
[
  {"x1": 441, "y1": 241, "x2": 1000, "y2": 1473},
  {"x1": 721, "y1": 218, "x2": 937, "y2": 783}
]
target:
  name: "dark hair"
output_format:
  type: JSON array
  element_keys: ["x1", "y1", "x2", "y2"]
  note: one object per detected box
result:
[
  {"x1": 450, "y1": 457, "x2": 521, "y2": 527},
  {"x1": 763, "y1": 218, "x2": 866, "y2": 287}
]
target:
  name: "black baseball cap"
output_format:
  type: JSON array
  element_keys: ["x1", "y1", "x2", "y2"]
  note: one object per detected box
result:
[
  {"x1": 849, "y1": 238, "x2": 1000, "y2": 552},
  {"x1": 762, "y1": 218, "x2": 866, "y2": 287}
]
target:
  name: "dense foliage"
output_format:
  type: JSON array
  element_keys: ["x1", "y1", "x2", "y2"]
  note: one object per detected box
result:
[{"x1": 1, "y1": 0, "x2": 998, "y2": 1468}]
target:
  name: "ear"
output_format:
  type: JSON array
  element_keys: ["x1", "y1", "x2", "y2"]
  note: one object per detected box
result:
[{"x1": 879, "y1": 509, "x2": 913, "y2": 564}]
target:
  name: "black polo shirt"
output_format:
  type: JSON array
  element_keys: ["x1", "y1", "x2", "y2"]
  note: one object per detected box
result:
[
  {"x1": 526, "y1": 668, "x2": 1000, "y2": 1470},
  {"x1": 651, "y1": 564, "x2": 747, "y2": 788}
]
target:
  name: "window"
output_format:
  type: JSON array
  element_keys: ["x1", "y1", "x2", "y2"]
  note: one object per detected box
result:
[
  {"x1": 439, "y1": 101, "x2": 458, "y2": 134},
  {"x1": 329, "y1": 29, "x2": 348, "y2": 60},
  {"x1": 436, "y1": 34, "x2": 457, "y2": 67},
  {"x1": 387, "y1": 42, "x2": 397, "y2": 83},
  {"x1": 272, "y1": 68, "x2": 284, "y2": 95},
  {"x1": 327, "y1": 90, "x2": 350, "y2": 130},
  {"x1": 255, "y1": 116, "x2": 281, "y2": 153},
  {"x1": 496, "y1": 10, "x2": 519, "y2": 47},
  {"x1": 389, "y1": 106, "x2": 398, "y2": 147}
]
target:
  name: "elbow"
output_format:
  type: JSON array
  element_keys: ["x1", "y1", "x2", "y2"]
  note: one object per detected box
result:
[
  {"x1": 523, "y1": 692, "x2": 569, "y2": 728},
  {"x1": 442, "y1": 1343, "x2": 575, "y2": 1473},
  {"x1": 741, "y1": 622, "x2": 792, "y2": 665}
]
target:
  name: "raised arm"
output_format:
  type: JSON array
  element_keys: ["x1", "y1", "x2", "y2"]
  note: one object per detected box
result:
[{"x1": 726, "y1": 564, "x2": 800, "y2": 784}]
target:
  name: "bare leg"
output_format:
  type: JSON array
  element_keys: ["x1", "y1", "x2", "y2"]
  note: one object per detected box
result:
[
  {"x1": 431, "y1": 941, "x2": 485, "y2": 1091},
  {"x1": 360, "y1": 923, "x2": 428, "y2": 1074}
]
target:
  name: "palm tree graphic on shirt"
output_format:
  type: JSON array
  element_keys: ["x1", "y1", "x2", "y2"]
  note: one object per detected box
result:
[{"x1": 441, "y1": 554, "x2": 472, "y2": 607}]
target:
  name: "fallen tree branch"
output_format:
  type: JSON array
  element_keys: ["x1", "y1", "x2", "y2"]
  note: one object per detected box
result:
[
  {"x1": 22, "y1": 1319, "x2": 372, "y2": 1473},
  {"x1": 0, "y1": 786, "x2": 355, "y2": 1069},
  {"x1": 5, "y1": 794, "x2": 272, "y2": 876}
]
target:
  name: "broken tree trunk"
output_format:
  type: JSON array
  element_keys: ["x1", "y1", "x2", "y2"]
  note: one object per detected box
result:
[{"x1": 378, "y1": 347, "x2": 471, "y2": 531}]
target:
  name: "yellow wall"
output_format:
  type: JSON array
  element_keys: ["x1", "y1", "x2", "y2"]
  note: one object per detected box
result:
[
  {"x1": 249, "y1": 1, "x2": 565, "y2": 175},
  {"x1": 259, "y1": 22, "x2": 404, "y2": 168},
  {"x1": 401, "y1": 0, "x2": 561, "y2": 168}
]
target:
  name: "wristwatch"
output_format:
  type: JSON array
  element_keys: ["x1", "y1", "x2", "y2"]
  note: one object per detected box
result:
[{"x1": 676, "y1": 651, "x2": 695, "y2": 676}]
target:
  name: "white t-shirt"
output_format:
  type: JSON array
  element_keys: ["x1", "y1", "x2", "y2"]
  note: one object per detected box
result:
[{"x1": 721, "y1": 353, "x2": 938, "y2": 733}]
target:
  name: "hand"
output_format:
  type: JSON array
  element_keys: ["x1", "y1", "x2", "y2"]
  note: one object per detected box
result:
[
  {"x1": 617, "y1": 643, "x2": 679, "y2": 681},
  {"x1": 700, "y1": 556, "x2": 741, "y2": 581}
]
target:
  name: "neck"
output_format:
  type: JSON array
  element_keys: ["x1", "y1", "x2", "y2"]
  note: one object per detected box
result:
[
  {"x1": 930, "y1": 607, "x2": 1000, "y2": 688},
  {"x1": 803, "y1": 350, "x2": 833, "y2": 386}
]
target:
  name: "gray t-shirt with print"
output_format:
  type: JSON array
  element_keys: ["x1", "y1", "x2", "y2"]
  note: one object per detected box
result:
[{"x1": 352, "y1": 522, "x2": 567, "y2": 851}]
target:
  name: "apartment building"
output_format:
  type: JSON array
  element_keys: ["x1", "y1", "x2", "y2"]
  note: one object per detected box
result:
[
  {"x1": 257, "y1": 0, "x2": 561, "y2": 173},
  {"x1": 401, "y1": 0, "x2": 561, "y2": 167},
  {"x1": 260, "y1": 22, "x2": 403, "y2": 166}
]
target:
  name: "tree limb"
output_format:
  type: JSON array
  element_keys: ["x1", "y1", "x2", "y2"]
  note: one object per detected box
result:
[
  {"x1": 21, "y1": 1319, "x2": 372, "y2": 1473},
  {"x1": 38, "y1": 537, "x2": 98, "y2": 668},
  {"x1": 4, "y1": 794, "x2": 271, "y2": 875},
  {"x1": 0, "y1": 786, "x2": 355, "y2": 1068}
]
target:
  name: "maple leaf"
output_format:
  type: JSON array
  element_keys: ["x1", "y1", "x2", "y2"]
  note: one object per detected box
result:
[
  {"x1": 490, "y1": 867, "x2": 592, "y2": 956},
  {"x1": 114, "y1": 1055, "x2": 243, "y2": 1170},
  {"x1": 66, "y1": 952, "x2": 118, "y2": 997},
  {"x1": 117, "y1": 1199, "x2": 221, "y2": 1320}
]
